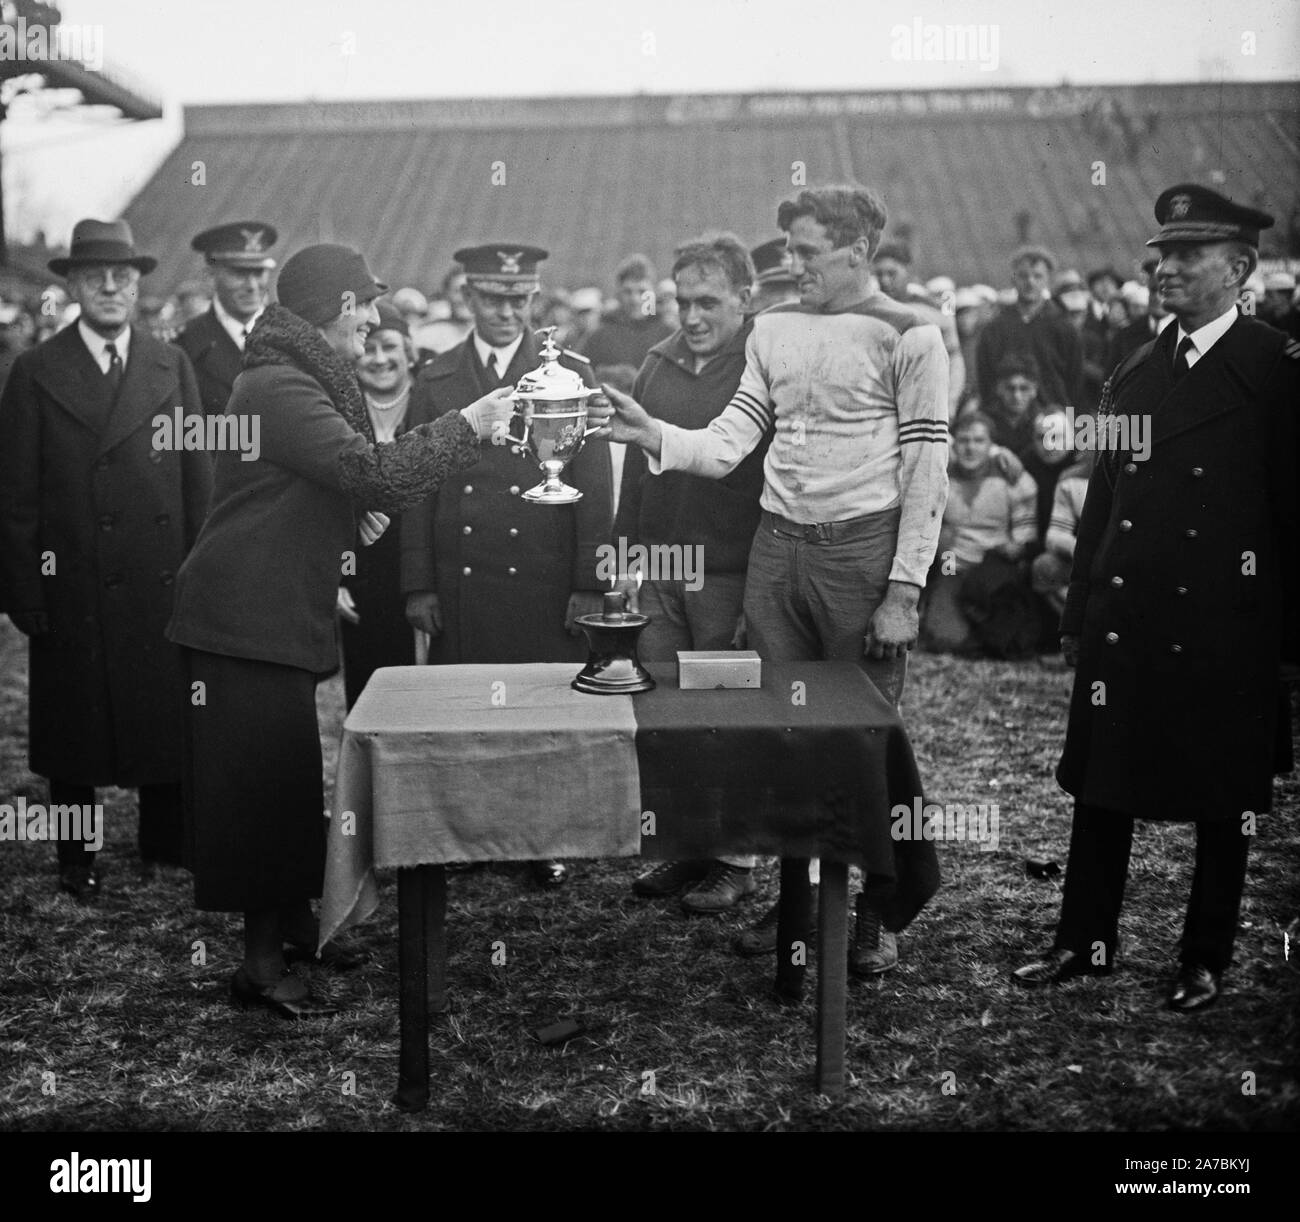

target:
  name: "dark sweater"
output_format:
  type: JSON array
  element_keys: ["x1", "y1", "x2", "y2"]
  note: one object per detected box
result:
[
  {"x1": 976, "y1": 301, "x2": 1083, "y2": 411},
  {"x1": 613, "y1": 322, "x2": 770, "y2": 574}
]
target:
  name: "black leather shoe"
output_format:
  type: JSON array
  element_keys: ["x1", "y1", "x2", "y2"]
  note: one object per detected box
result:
[
  {"x1": 284, "y1": 940, "x2": 370, "y2": 971},
  {"x1": 1012, "y1": 947, "x2": 1112, "y2": 986},
  {"x1": 530, "y1": 860, "x2": 568, "y2": 888},
  {"x1": 1167, "y1": 963, "x2": 1219, "y2": 1013},
  {"x1": 632, "y1": 859, "x2": 710, "y2": 898},
  {"x1": 58, "y1": 866, "x2": 101, "y2": 903},
  {"x1": 732, "y1": 889, "x2": 819, "y2": 956},
  {"x1": 230, "y1": 968, "x2": 342, "y2": 1018}
]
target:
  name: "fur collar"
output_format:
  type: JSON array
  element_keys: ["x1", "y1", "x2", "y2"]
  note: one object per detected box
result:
[{"x1": 243, "y1": 304, "x2": 375, "y2": 442}]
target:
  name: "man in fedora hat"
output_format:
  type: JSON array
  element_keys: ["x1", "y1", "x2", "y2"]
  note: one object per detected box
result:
[
  {"x1": 0, "y1": 218, "x2": 212, "y2": 899},
  {"x1": 1014, "y1": 183, "x2": 1299, "y2": 1011},
  {"x1": 175, "y1": 220, "x2": 278, "y2": 417}
]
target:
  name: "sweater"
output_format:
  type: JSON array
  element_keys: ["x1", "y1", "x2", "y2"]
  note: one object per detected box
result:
[
  {"x1": 939, "y1": 461, "x2": 1038, "y2": 569},
  {"x1": 613, "y1": 322, "x2": 768, "y2": 574},
  {"x1": 651, "y1": 295, "x2": 949, "y2": 587}
]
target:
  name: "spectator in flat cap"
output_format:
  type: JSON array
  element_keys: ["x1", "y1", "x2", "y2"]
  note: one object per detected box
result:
[
  {"x1": 749, "y1": 237, "x2": 799, "y2": 314},
  {"x1": 167, "y1": 243, "x2": 533, "y2": 1017},
  {"x1": 1016, "y1": 182, "x2": 1299, "y2": 1015},
  {"x1": 401, "y1": 241, "x2": 615, "y2": 891},
  {"x1": 873, "y1": 240, "x2": 965, "y2": 414},
  {"x1": 579, "y1": 254, "x2": 673, "y2": 370},
  {"x1": 1260, "y1": 270, "x2": 1300, "y2": 340},
  {"x1": 175, "y1": 221, "x2": 278, "y2": 418},
  {"x1": 0, "y1": 219, "x2": 211, "y2": 899},
  {"x1": 976, "y1": 245, "x2": 1083, "y2": 413}
]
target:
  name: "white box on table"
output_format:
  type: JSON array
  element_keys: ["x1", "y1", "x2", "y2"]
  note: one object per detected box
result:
[{"x1": 677, "y1": 650, "x2": 762, "y2": 690}]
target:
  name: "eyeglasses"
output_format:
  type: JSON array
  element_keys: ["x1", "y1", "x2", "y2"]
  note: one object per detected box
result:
[{"x1": 76, "y1": 267, "x2": 141, "y2": 290}]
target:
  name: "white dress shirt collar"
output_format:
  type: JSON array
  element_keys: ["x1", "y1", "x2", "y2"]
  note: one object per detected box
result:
[
  {"x1": 473, "y1": 330, "x2": 524, "y2": 377},
  {"x1": 213, "y1": 294, "x2": 260, "y2": 352},
  {"x1": 1176, "y1": 302, "x2": 1238, "y2": 368},
  {"x1": 78, "y1": 320, "x2": 130, "y2": 373}
]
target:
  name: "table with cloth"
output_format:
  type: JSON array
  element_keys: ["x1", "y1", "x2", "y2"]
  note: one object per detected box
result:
[{"x1": 320, "y1": 661, "x2": 938, "y2": 1110}]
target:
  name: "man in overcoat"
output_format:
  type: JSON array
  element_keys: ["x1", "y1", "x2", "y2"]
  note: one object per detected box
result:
[
  {"x1": 174, "y1": 221, "x2": 277, "y2": 417},
  {"x1": 1014, "y1": 185, "x2": 1298, "y2": 1011},
  {"x1": 401, "y1": 243, "x2": 614, "y2": 888},
  {"x1": 0, "y1": 219, "x2": 212, "y2": 898}
]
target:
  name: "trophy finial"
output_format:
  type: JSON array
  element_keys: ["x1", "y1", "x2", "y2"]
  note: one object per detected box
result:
[{"x1": 538, "y1": 326, "x2": 561, "y2": 362}]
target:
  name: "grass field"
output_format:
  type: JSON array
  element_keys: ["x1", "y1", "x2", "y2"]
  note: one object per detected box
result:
[{"x1": 1, "y1": 614, "x2": 1297, "y2": 1132}]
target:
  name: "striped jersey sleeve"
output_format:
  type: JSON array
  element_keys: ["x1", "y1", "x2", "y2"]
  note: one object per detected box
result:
[
  {"x1": 890, "y1": 324, "x2": 950, "y2": 586},
  {"x1": 652, "y1": 328, "x2": 773, "y2": 478}
]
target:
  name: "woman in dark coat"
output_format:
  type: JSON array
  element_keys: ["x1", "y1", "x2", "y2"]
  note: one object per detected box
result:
[
  {"x1": 338, "y1": 301, "x2": 417, "y2": 708},
  {"x1": 167, "y1": 245, "x2": 518, "y2": 1017}
]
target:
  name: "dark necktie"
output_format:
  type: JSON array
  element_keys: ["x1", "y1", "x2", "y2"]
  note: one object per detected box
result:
[
  {"x1": 104, "y1": 341, "x2": 123, "y2": 396},
  {"x1": 1173, "y1": 334, "x2": 1194, "y2": 381},
  {"x1": 486, "y1": 351, "x2": 502, "y2": 383}
]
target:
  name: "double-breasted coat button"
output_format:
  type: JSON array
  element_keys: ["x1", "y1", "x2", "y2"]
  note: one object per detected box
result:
[
  {"x1": 508, "y1": 567, "x2": 518, "y2": 576},
  {"x1": 1110, "y1": 575, "x2": 1124, "y2": 588},
  {"x1": 509, "y1": 485, "x2": 521, "y2": 495},
  {"x1": 160, "y1": 571, "x2": 174, "y2": 586},
  {"x1": 1124, "y1": 462, "x2": 1137, "y2": 475},
  {"x1": 1176, "y1": 586, "x2": 1188, "y2": 595},
  {"x1": 509, "y1": 527, "x2": 519, "y2": 537},
  {"x1": 103, "y1": 574, "x2": 123, "y2": 589},
  {"x1": 148, "y1": 450, "x2": 162, "y2": 464},
  {"x1": 1118, "y1": 519, "x2": 1132, "y2": 532},
  {"x1": 1191, "y1": 467, "x2": 1204, "y2": 477},
  {"x1": 155, "y1": 513, "x2": 169, "y2": 526},
  {"x1": 463, "y1": 484, "x2": 474, "y2": 495},
  {"x1": 98, "y1": 514, "x2": 114, "y2": 531},
  {"x1": 1184, "y1": 528, "x2": 1198, "y2": 538},
  {"x1": 1105, "y1": 632, "x2": 1119, "y2": 644},
  {"x1": 1169, "y1": 643, "x2": 1183, "y2": 654},
  {"x1": 462, "y1": 525, "x2": 472, "y2": 535},
  {"x1": 462, "y1": 566, "x2": 472, "y2": 576}
]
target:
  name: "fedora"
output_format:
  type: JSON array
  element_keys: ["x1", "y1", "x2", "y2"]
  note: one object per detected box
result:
[{"x1": 49, "y1": 219, "x2": 157, "y2": 277}]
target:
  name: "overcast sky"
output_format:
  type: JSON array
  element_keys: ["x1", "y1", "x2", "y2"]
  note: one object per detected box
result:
[{"x1": 3, "y1": 0, "x2": 1298, "y2": 242}]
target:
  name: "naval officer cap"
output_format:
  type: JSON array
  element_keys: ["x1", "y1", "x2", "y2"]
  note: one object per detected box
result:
[
  {"x1": 454, "y1": 243, "x2": 548, "y2": 294},
  {"x1": 1146, "y1": 184, "x2": 1274, "y2": 249},
  {"x1": 191, "y1": 220, "x2": 279, "y2": 269}
]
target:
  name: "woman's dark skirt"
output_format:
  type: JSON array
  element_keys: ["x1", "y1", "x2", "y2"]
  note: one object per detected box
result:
[{"x1": 183, "y1": 649, "x2": 325, "y2": 912}]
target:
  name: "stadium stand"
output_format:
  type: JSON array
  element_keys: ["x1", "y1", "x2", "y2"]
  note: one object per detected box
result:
[{"x1": 123, "y1": 81, "x2": 1299, "y2": 295}]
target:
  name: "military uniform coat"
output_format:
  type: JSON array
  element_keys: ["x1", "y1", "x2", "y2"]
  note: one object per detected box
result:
[
  {"x1": 1057, "y1": 316, "x2": 1298, "y2": 822},
  {"x1": 174, "y1": 306, "x2": 243, "y2": 417},
  {"x1": 0, "y1": 323, "x2": 212, "y2": 786},
  {"x1": 400, "y1": 329, "x2": 614, "y2": 664}
]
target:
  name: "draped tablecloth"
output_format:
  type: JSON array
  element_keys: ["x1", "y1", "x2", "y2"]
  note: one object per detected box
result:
[{"x1": 320, "y1": 661, "x2": 938, "y2": 948}]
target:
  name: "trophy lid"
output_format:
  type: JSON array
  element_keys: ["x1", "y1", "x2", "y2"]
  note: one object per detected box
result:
[{"x1": 514, "y1": 327, "x2": 598, "y2": 401}]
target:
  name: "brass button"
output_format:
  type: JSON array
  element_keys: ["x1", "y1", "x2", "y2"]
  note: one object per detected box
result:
[
  {"x1": 1184, "y1": 528, "x2": 1198, "y2": 539},
  {"x1": 1176, "y1": 586, "x2": 1188, "y2": 595},
  {"x1": 1169, "y1": 643, "x2": 1183, "y2": 654},
  {"x1": 1124, "y1": 462, "x2": 1137, "y2": 475},
  {"x1": 148, "y1": 451, "x2": 162, "y2": 464},
  {"x1": 159, "y1": 571, "x2": 174, "y2": 586},
  {"x1": 155, "y1": 513, "x2": 170, "y2": 526},
  {"x1": 1105, "y1": 632, "x2": 1119, "y2": 645},
  {"x1": 462, "y1": 566, "x2": 472, "y2": 576},
  {"x1": 1118, "y1": 519, "x2": 1132, "y2": 532},
  {"x1": 463, "y1": 484, "x2": 473, "y2": 495},
  {"x1": 1191, "y1": 467, "x2": 1204, "y2": 477},
  {"x1": 508, "y1": 567, "x2": 518, "y2": 576},
  {"x1": 1110, "y1": 575, "x2": 1124, "y2": 588},
  {"x1": 462, "y1": 525, "x2": 472, "y2": 535},
  {"x1": 509, "y1": 485, "x2": 521, "y2": 495},
  {"x1": 509, "y1": 528, "x2": 519, "y2": 537},
  {"x1": 98, "y1": 514, "x2": 115, "y2": 531}
]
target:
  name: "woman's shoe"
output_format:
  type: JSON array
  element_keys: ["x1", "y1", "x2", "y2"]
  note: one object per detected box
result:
[
  {"x1": 283, "y1": 940, "x2": 369, "y2": 971},
  {"x1": 229, "y1": 967, "x2": 342, "y2": 1018}
]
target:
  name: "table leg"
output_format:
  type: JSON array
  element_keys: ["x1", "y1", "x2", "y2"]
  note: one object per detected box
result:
[
  {"x1": 395, "y1": 865, "x2": 431, "y2": 1112},
  {"x1": 426, "y1": 864, "x2": 448, "y2": 1015},
  {"x1": 815, "y1": 861, "x2": 849, "y2": 1097},
  {"x1": 773, "y1": 857, "x2": 812, "y2": 1002}
]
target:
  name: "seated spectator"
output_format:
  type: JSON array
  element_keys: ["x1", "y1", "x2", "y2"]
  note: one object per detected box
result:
[
  {"x1": 1020, "y1": 408, "x2": 1077, "y2": 549},
  {"x1": 1031, "y1": 450, "x2": 1096, "y2": 618},
  {"x1": 921, "y1": 411, "x2": 1038, "y2": 655},
  {"x1": 984, "y1": 351, "x2": 1052, "y2": 453}
]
